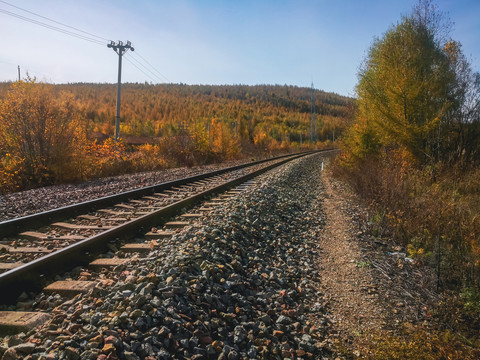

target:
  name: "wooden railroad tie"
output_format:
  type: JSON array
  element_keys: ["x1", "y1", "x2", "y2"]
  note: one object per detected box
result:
[
  {"x1": 180, "y1": 213, "x2": 203, "y2": 219},
  {"x1": 19, "y1": 231, "x2": 85, "y2": 241},
  {"x1": 164, "y1": 221, "x2": 190, "y2": 229},
  {"x1": 52, "y1": 222, "x2": 114, "y2": 230},
  {"x1": 0, "y1": 311, "x2": 51, "y2": 336},
  {"x1": 120, "y1": 243, "x2": 154, "y2": 253},
  {"x1": 89, "y1": 258, "x2": 130, "y2": 269},
  {"x1": 0, "y1": 262, "x2": 24, "y2": 272},
  {"x1": 144, "y1": 230, "x2": 175, "y2": 239},
  {"x1": 44, "y1": 280, "x2": 97, "y2": 298}
]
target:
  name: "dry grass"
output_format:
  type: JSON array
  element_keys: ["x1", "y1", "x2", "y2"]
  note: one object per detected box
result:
[{"x1": 332, "y1": 150, "x2": 480, "y2": 357}]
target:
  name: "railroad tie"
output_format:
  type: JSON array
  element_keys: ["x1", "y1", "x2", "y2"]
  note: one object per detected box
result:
[
  {"x1": 164, "y1": 221, "x2": 190, "y2": 229},
  {"x1": 0, "y1": 311, "x2": 51, "y2": 336},
  {"x1": 204, "y1": 201, "x2": 224, "y2": 206},
  {"x1": 144, "y1": 230, "x2": 175, "y2": 239},
  {"x1": 137, "y1": 206, "x2": 163, "y2": 211},
  {"x1": 43, "y1": 280, "x2": 97, "y2": 298},
  {"x1": 120, "y1": 243, "x2": 155, "y2": 253},
  {"x1": 135, "y1": 211, "x2": 154, "y2": 215},
  {"x1": 78, "y1": 214, "x2": 99, "y2": 220},
  {"x1": 143, "y1": 196, "x2": 162, "y2": 201},
  {"x1": 130, "y1": 199, "x2": 150, "y2": 205},
  {"x1": 218, "y1": 194, "x2": 234, "y2": 199},
  {"x1": 100, "y1": 217, "x2": 129, "y2": 222},
  {"x1": 19, "y1": 231, "x2": 85, "y2": 241},
  {"x1": 89, "y1": 258, "x2": 130, "y2": 269},
  {"x1": 180, "y1": 213, "x2": 203, "y2": 219},
  {"x1": 115, "y1": 204, "x2": 136, "y2": 209},
  {"x1": 52, "y1": 222, "x2": 114, "y2": 230},
  {"x1": 97, "y1": 209, "x2": 127, "y2": 216},
  {"x1": 171, "y1": 186, "x2": 188, "y2": 192},
  {"x1": 78, "y1": 216, "x2": 128, "y2": 223},
  {"x1": 0, "y1": 262, "x2": 24, "y2": 272},
  {"x1": 193, "y1": 180, "x2": 209, "y2": 185},
  {"x1": 6, "y1": 246, "x2": 52, "y2": 254}
]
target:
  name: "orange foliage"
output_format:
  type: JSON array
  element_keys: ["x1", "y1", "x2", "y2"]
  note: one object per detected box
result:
[{"x1": 0, "y1": 81, "x2": 353, "y2": 192}]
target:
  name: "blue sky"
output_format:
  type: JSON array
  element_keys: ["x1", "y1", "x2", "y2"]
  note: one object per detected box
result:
[{"x1": 0, "y1": 0, "x2": 478, "y2": 97}]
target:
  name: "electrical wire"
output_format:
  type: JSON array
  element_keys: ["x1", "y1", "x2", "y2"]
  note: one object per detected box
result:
[
  {"x1": 0, "y1": 8, "x2": 106, "y2": 46},
  {"x1": 0, "y1": 2, "x2": 172, "y2": 84},
  {"x1": 124, "y1": 56, "x2": 159, "y2": 84},
  {"x1": 134, "y1": 50, "x2": 171, "y2": 83},
  {"x1": 0, "y1": 0, "x2": 111, "y2": 42},
  {"x1": 126, "y1": 53, "x2": 165, "y2": 83}
]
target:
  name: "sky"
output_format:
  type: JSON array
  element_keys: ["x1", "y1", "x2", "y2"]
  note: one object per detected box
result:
[{"x1": 0, "y1": 0, "x2": 478, "y2": 97}]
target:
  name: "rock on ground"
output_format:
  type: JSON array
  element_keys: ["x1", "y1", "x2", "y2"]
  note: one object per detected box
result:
[{"x1": 1, "y1": 154, "x2": 335, "y2": 360}]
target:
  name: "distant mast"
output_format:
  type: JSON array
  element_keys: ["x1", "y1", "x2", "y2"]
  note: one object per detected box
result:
[{"x1": 310, "y1": 82, "x2": 316, "y2": 144}]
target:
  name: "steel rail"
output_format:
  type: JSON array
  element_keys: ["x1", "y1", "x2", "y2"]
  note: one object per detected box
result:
[
  {"x1": 0, "y1": 151, "x2": 318, "y2": 238},
  {"x1": 0, "y1": 151, "x2": 318, "y2": 303}
]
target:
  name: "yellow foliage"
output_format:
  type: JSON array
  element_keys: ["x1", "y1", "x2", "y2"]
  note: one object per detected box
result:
[
  {"x1": 0, "y1": 78, "x2": 87, "y2": 188},
  {"x1": 358, "y1": 328, "x2": 480, "y2": 360}
]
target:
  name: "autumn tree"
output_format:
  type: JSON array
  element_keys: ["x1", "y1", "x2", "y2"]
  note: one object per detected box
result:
[
  {"x1": 339, "y1": 0, "x2": 480, "y2": 293},
  {"x1": 352, "y1": 0, "x2": 477, "y2": 164},
  {"x1": 441, "y1": 40, "x2": 480, "y2": 165},
  {"x1": 0, "y1": 78, "x2": 85, "y2": 188}
]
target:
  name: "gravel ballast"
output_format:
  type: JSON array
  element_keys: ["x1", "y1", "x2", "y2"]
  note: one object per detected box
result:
[
  {"x1": 0, "y1": 160, "x2": 251, "y2": 222},
  {"x1": 0, "y1": 154, "x2": 333, "y2": 359}
]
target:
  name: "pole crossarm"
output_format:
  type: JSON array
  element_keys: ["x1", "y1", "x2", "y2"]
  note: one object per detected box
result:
[
  {"x1": 107, "y1": 40, "x2": 134, "y2": 54},
  {"x1": 108, "y1": 40, "x2": 134, "y2": 143}
]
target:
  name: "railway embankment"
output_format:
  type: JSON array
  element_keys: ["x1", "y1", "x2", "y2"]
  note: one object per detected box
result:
[{"x1": 0, "y1": 153, "x2": 440, "y2": 359}]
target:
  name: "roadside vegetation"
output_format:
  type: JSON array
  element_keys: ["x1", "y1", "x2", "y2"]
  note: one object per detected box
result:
[
  {"x1": 335, "y1": 0, "x2": 480, "y2": 357},
  {"x1": 0, "y1": 81, "x2": 352, "y2": 193}
]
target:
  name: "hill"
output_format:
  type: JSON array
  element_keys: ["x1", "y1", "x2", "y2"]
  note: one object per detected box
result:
[
  {"x1": 55, "y1": 83, "x2": 353, "y2": 143},
  {"x1": 0, "y1": 81, "x2": 353, "y2": 191}
]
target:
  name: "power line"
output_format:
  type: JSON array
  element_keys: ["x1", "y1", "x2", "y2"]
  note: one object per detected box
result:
[
  {"x1": 134, "y1": 50, "x2": 171, "y2": 83},
  {"x1": 124, "y1": 55, "x2": 159, "y2": 84},
  {"x1": 0, "y1": 8, "x2": 105, "y2": 46},
  {"x1": 0, "y1": 2, "x2": 172, "y2": 84},
  {"x1": 0, "y1": 0, "x2": 111, "y2": 42},
  {"x1": 126, "y1": 53, "x2": 164, "y2": 83}
]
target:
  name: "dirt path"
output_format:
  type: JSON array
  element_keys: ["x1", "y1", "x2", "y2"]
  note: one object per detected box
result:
[
  {"x1": 316, "y1": 168, "x2": 441, "y2": 358},
  {"x1": 317, "y1": 172, "x2": 388, "y2": 355}
]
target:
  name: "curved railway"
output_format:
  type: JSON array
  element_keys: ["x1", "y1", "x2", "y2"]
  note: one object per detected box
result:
[{"x1": 0, "y1": 151, "x2": 332, "y2": 318}]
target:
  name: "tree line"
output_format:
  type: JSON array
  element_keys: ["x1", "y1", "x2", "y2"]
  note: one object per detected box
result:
[{"x1": 0, "y1": 81, "x2": 353, "y2": 192}]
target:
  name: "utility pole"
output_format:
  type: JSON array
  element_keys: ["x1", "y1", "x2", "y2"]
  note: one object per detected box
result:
[
  {"x1": 17, "y1": 66, "x2": 20, "y2": 81},
  {"x1": 108, "y1": 40, "x2": 134, "y2": 143},
  {"x1": 310, "y1": 82, "x2": 316, "y2": 145}
]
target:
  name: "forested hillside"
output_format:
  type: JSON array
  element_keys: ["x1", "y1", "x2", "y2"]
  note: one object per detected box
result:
[
  {"x1": 57, "y1": 83, "x2": 352, "y2": 142},
  {"x1": 0, "y1": 81, "x2": 353, "y2": 191},
  {"x1": 0, "y1": 82, "x2": 352, "y2": 142}
]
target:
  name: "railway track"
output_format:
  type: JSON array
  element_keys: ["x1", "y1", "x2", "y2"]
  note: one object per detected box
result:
[{"x1": 0, "y1": 151, "x2": 332, "y2": 335}]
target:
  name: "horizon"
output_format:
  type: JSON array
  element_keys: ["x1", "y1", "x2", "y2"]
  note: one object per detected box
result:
[{"x1": 0, "y1": 80, "x2": 352, "y2": 97}]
